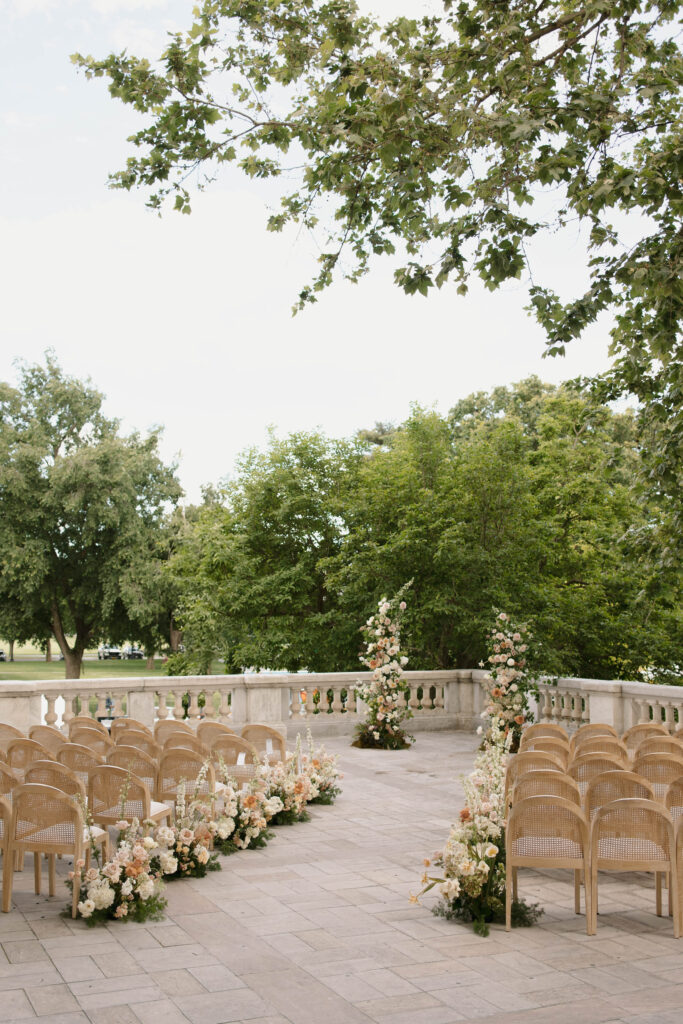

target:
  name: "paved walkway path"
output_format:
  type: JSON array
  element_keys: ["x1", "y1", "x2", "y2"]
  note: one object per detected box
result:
[{"x1": 3, "y1": 732, "x2": 683, "y2": 1024}]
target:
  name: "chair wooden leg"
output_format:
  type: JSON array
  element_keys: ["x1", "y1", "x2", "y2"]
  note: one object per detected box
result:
[
  {"x1": 656, "y1": 871, "x2": 663, "y2": 917},
  {"x1": 512, "y1": 867, "x2": 518, "y2": 901},
  {"x1": 33, "y1": 851, "x2": 41, "y2": 895},
  {"x1": 48, "y1": 855, "x2": 56, "y2": 897},
  {"x1": 590, "y1": 866, "x2": 598, "y2": 934},
  {"x1": 574, "y1": 870, "x2": 581, "y2": 914},
  {"x1": 2, "y1": 846, "x2": 14, "y2": 912},
  {"x1": 584, "y1": 862, "x2": 593, "y2": 935},
  {"x1": 505, "y1": 865, "x2": 512, "y2": 931},
  {"x1": 71, "y1": 864, "x2": 81, "y2": 919}
]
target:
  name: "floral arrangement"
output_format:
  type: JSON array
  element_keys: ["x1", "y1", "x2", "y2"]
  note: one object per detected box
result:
[
  {"x1": 301, "y1": 730, "x2": 343, "y2": 805},
  {"x1": 153, "y1": 776, "x2": 221, "y2": 879},
  {"x1": 480, "y1": 612, "x2": 535, "y2": 752},
  {"x1": 69, "y1": 818, "x2": 168, "y2": 926},
  {"x1": 255, "y1": 751, "x2": 313, "y2": 825},
  {"x1": 354, "y1": 583, "x2": 414, "y2": 750}
]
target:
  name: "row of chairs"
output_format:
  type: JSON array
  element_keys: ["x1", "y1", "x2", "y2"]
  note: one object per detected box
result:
[{"x1": 507, "y1": 721, "x2": 683, "y2": 936}]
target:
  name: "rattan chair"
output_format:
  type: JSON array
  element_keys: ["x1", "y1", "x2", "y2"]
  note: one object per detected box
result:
[
  {"x1": 637, "y1": 736, "x2": 683, "y2": 760},
  {"x1": 209, "y1": 734, "x2": 260, "y2": 767},
  {"x1": 665, "y1": 776, "x2": 683, "y2": 824},
  {"x1": 570, "y1": 737, "x2": 628, "y2": 765},
  {"x1": 567, "y1": 753, "x2": 625, "y2": 798},
  {"x1": 108, "y1": 746, "x2": 159, "y2": 800},
  {"x1": 114, "y1": 730, "x2": 161, "y2": 760},
  {"x1": 69, "y1": 729, "x2": 114, "y2": 758},
  {"x1": 568, "y1": 723, "x2": 618, "y2": 755},
  {"x1": 519, "y1": 723, "x2": 569, "y2": 747},
  {"x1": 158, "y1": 750, "x2": 219, "y2": 810},
  {"x1": 163, "y1": 733, "x2": 207, "y2": 756},
  {"x1": 622, "y1": 722, "x2": 669, "y2": 757},
  {"x1": 590, "y1": 798, "x2": 679, "y2": 936},
  {"x1": 67, "y1": 716, "x2": 108, "y2": 738},
  {"x1": 632, "y1": 753, "x2": 683, "y2": 801},
  {"x1": 27, "y1": 726, "x2": 67, "y2": 757},
  {"x1": 88, "y1": 765, "x2": 172, "y2": 828},
  {"x1": 510, "y1": 770, "x2": 580, "y2": 807},
  {"x1": 504, "y1": 751, "x2": 565, "y2": 805},
  {"x1": 196, "y1": 722, "x2": 236, "y2": 747},
  {"x1": 110, "y1": 718, "x2": 154, "y2": 743},
  {"x1": 2, "y1": 783, "x2": 107, "y2": 918},
  {"x1": 0, "y1": 761, "x2": 19, "y2": 796},
  {"x1": 520, "y1": 738, "x2": 569, "y2": 766},
  {"x1": 506, "y1": 795, "x2": 591, "y2": 932},
  {"x1": 25, "y1": 760, "x2": 87, "y2": 803},
  {"x1": 0, "y1": 725, "x2": 25, "y2": 754},
  {"x1": 241, "y1": 725, "x2": 287, "y2": 764},
  {"x1": 56, "y1": 743, "x2": 105, "y2": 789},
  {"x1": 6, "y1": 739, "x2": 52, "y2": 782},
  {"x1": 584, "y1": 770, "x2": 655, "y2": 821},
  {"x1": 154, "y1": 720, "x2": 194, "y2": 745}
]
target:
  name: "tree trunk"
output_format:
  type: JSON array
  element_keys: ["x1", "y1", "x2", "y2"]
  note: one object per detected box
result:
[
  {"x1": 45, "y1": 639, "x2": 52, "y2": 662},
  {"x1": 63, "y1": 649, "x2": 83, "y2": 680},
  {"x1": 169, "y1": 618, "x2": 182, "y2": 653},
  {"x1": 51, "y1": 600, "x2": 86, "y2": 679},
  {"x1": 8, "y1": 639, "x2": 14, "y2": 662}
]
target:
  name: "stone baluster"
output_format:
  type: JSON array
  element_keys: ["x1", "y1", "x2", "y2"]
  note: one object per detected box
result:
[
  {"x1": 111, "y1": 691, "x2": 125, "y2": 719},
  {"x1": 187, "y1": 689, "x2": 201, "y2": 720},
  {"x1": 218, "y1": 688, "x2": 232, "y2": 721},
  {"x1": 664, "y1": 702, "x2": 677, "y2": 732},
  {"x1": 409, "y1": 686, "x2": 420, "y2": 714},
  {"x1": 156, "y1": 690, "x2": 170, "y2": 721},
  {"x1": 540, "y1": 686, "x2": 553, "y2": 723},
  {"x1": 331, "y1": 687, "x2": 344, "y2": 715},
  {"x1": 434, "y1": 686, "x2": 444, "y2": 711},
  {"x1": 203, "y1": 689, "x2": 218, "y2": 720},
  {"x1": 305, "y1": 686, "x2": 316, "y2": 717},
  {"x1": 43, "y1": 695, "x2": 58, "y2": 728},
  {"x1": 172, "y1": 690, "x2": 185, "y2": 720},
  {"x1": 95, "y1": 692, "x2": 108, "y2": 720},
  {"x1": 62, "y1": 695, "x2": 76, "y2": 727}
]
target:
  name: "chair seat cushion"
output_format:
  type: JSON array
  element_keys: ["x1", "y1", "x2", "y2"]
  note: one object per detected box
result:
[{"x1": 513, "y1": 836, "x2": 583, "y2": 859}]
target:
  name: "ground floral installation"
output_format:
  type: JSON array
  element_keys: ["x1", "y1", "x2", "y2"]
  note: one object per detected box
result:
[
  {"x1": 354, "y1": 582, "x2": 414, "y2": 750},
  {"x1": 68, "y1": 735, "x2": 342, "y2": 924},
  {"x1": 480, "y1": 612, "x2": 536, "y2": 753},
  {"x1": 415, "y1": 612, "x2": 543, "y2": 936}
]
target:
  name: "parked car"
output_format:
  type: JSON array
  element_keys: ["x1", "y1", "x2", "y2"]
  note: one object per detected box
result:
[
  {"x1": 122, "y1": 644, "x2": 144, "y2": 659},
  {"x1": 0, "y1": 649, "x2": 5, "y2": 662},
  {"x1": 97, "y1": 644, "x2": 121, "y2": 660}
]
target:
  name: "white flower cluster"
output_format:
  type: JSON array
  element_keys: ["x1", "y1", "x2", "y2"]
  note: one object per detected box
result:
[
  {"x1": 355, "y1": 588, "x2": 412, "y2": 745},
  {"x1": 479, "y1": 612, "x2": 533, "y2": 744},
  {"x1": 74, "y1": 819, "x2": 167, "y2": 921}
]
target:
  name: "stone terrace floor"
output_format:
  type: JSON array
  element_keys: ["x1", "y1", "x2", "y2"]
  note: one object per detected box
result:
[{"x1": 3, "y1": 732, "x2": 683, "y2": 1024}]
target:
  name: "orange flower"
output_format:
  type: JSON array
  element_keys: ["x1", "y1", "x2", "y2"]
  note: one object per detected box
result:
[
  {"x1": 243, "y1": 794, "x2": 259, "y2": 809},
  {"x1": 491, "y1": 687, "x2": 502, "y2": 697},
  {"x1": 514, "y1": 715, "x2": 525, "y2": 725},
  {"x1": 459, "y1": 807, "x2": 471, "y2": 822}
]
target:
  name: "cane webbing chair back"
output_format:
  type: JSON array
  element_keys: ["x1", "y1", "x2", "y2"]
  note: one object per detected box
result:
[
  {"x1": 108, "y1": 746, "x2": 159, "y2": 799},
  {"x1": 56, "y1": 743, "x2": 105, "y2": 788},
  {"x1": 158, "y1": 750, "x2": 216, "y2": 804},
  {"x1": 110, "y1": 718, "x2": 154, "y2": 743},
  {"x1": 522, "y1": 738, "x2": 569, "y2": 766},
  {"x1": 197, "y1": 722, "x2": 236, "y2": 747},
  {"x1": 69, "y1": 729, "x2": 114, "y2": 757},
  {"x1": 584, "y1": 770, "x2": 655, "y2": 821},
  {"x1": 665, "y1": 776, "x2": 683, "y2": 824},
  {"x1": 209, "y1": 734, "x2": 260, "y2": 767},
  {"x1": 114, "y1": 730, "x2": 161, "y2": 760},
  {"x1": 0, "y1": 725, "x2": 25, "y2": 754},
  {"x1": 520, "y1": 723, "x2": 568, "y2": 746},
  {"x1": 28, "y1": 726, "x2": 67, "y2": 757},
  {"x1": 88, "y1": 765, "x2": 152, "y2": 826},
  {"x1": 504, "y1": 751, "x2": 565, "y2": 805},
  {"x1": 154, "y1": 720, "x2": 194, "y2": 745},
  {"x1": 590, "y1": 798, "x2": 678, "y2": 935},
  {"x1": 0, "y1": 795, "x2": 10, "y2": 849},
  {"x1": 510, "y1": 770, "x2": 580, "y2": 807},
  {"x1": 637, "y1": 737, "x2": 683, "y2": 760},
  {"x1": 632, "y1": 753, "x2": 683, "y2": 801},
  {"x1": 240, "y1": 725, "x2": 286, "y2": 763},
  {"x1": 0, "y1": 764, "x2": 20, "y2": 799},
  {"x1": 569, "y1": 723, "x2": 618, "y2": 755},
  {"x1": 6, "y1": 740, "x2": 52, "y2": 781},
  {"x1": 163, "y1": 733, "x2": 207, "y2": 756},
  {"x1": 570, "y1": 737, "x2": 628, "y2": 765},
  {"x1": 25, "y1": 760, "x2": 87, "y2": 802},
  {"x1": 622, "y1": 723, "x2": 669, "y2": 756},
  {"x1": 67, "y1": 716, "x2": 108, "y2": 738},
  {"x1": 567, "y1": 753, "x2": 626, "y2": 797},
  {"x1": 506, "y1": 795, "x2": 591, "y2": 932}
]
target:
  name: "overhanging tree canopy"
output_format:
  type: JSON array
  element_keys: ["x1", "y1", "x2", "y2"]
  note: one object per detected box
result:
[{"x1": 73, "y1": 0, "x2": 682, "y2": 517}]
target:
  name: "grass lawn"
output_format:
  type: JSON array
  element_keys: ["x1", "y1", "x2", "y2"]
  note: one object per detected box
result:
[{"x1": 0, "y1": 659, "x2": 225, "y2": 682}]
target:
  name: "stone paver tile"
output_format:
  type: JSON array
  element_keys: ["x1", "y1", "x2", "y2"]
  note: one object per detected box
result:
[
  {"x1": 570, "y1": 964, "x2": 662, "y2": 994},
  {"x1": 70, "y1": 975, "x2": 164, "y2": 1012},
  {"x1": 28, "y1": 920, "x2": 73, "y2": 940},
  {"x1": 130, "y1": 999, "x2": 190, "y2": 1024},
  {"x1": 0, "y1": 989, "x2": 35, "y2": 1021},
  {"x1": 1, "y1": 942, "x2": 49, "y2": 965},
  {"x1": 90, "y1": 950, "x2": 139, "y2": 978},
  {"x1": 434, "y1": 986, "x2": 502, "y2": 1017},
  {"x1": 187, "y1": 965, "x2": 244, "y2": 993},
  {"x1": 355, "y1": 991, "x2": 443, "y2": 1018},
  {"x1": 463, "y1": 998, "x2": 623, "y2": 1024},
  {"x1": 602, "y1": 982, "x2": 683, "y2": 1014},
  {"x1": 174, "y1": 989, "x2": 273, "y2": 1024},
  {"x1": 26, "y1": 983, "x2": 80, "y2": 1016},
  {"x1": 0, "y1": 967, "x2": 62, "y2": 993},
  {"x1": 318, "y1": 973, "x2": 384, "y2": 1003},
  {"x1": 52, "y1": 958, "x2": 104, "y2": 984},
  {"x1": 133, "y1": 944, "x2": 216, "y2": 973},
  {"x1": 356, "y1": 969, "x2": 421, "y2": 997},
  {"x1": 240, "y1": 968, "x2": 373, "y2": 1024},
  {"x1": 86, "y1": 1008, "x2": 139, "y2": 1024},
  {"x1": 7, "y1": 1016, "x2": 87, "y2": 1024},
  {"x1": 362, "y1": 1007, "x2": 464, "y2": 1024},
  {"x1": 146, "y1": 926, "x2": 193, "y2": 948},
  {"x1": 149, "y1": 969, "x2": 206, "y2": 997}
]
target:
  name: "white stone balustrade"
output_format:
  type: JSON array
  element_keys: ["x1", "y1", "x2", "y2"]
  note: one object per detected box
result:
[{"x1": 0, "y1": 670, "x2": 681, "y2": 739}]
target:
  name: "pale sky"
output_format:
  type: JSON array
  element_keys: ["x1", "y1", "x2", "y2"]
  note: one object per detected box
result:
[{"x1": 1, "y1": 0, "x2": 616, "y2": 502}]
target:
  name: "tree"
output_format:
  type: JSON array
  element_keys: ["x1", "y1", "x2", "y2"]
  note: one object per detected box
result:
[
  {"x1": 171, "y1": 431, "x2": 364, "y2": 672},
  {"x1": 0, "y1": 356, "x2": 182, "y2": 678},
  {"x1": 72, "y1": 0, "x2": 682, "y2": 525}
]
